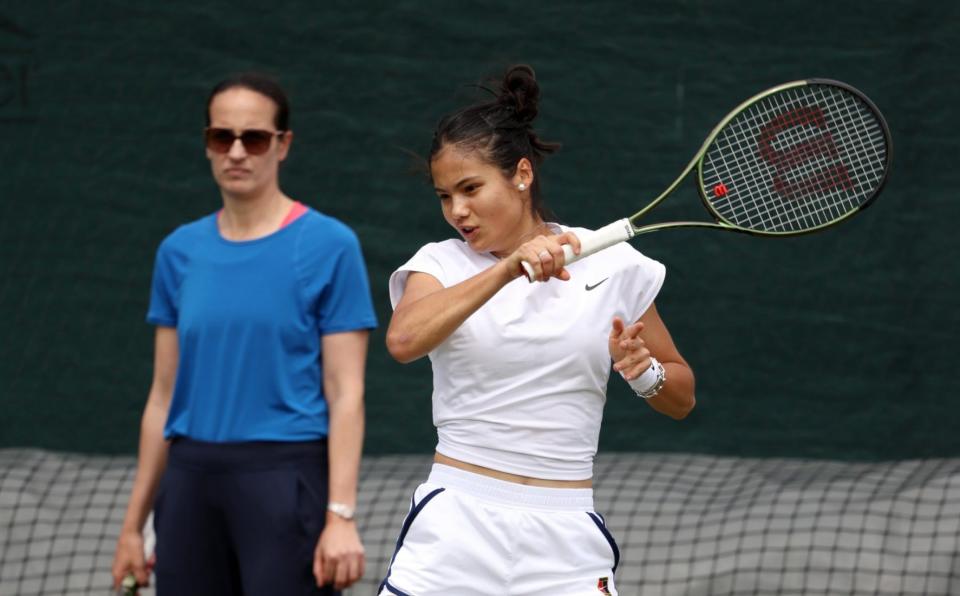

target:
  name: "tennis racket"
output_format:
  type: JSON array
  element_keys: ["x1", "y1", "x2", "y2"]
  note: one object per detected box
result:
[{"x1": 522, "y1": 79, "x2": 891, "y2": 279}]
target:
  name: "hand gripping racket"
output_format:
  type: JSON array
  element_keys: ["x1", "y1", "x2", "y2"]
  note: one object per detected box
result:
[{"x1": 522, "y1": 79, "x2": 892, "y2": 279}]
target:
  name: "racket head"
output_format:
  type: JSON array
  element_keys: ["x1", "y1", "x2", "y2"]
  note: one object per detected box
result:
[{"x1": 695, "y1": 79, "x2": 892, "y2": 236}]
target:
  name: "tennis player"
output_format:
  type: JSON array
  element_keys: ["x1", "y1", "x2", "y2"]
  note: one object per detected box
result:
[
  {"x1": 379, "y1": 65, "x2": 696, "y2": 595},
  {"x1": 110, "y1": 73, "x2": 377, "y2": 595}
]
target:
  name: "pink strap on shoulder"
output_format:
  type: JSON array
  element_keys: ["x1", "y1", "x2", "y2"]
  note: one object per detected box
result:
[{"x1": 280, "y1": 201, "x2": 308, "y2": 228}]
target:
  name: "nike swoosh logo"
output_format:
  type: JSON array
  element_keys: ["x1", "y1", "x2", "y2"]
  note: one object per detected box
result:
[{"x1": 585, "y1": 278, "x2": 609, "y2": 291}]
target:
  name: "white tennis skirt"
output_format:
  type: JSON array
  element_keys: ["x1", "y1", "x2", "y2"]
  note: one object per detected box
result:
[{"x1": 378, "y1": 463, "x2": 620, "y2": 596}]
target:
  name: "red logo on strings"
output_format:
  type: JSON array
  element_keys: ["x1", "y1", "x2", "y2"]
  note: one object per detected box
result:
[{"x1": 757, "y1": 105, "x2": 854, "y2": 200}]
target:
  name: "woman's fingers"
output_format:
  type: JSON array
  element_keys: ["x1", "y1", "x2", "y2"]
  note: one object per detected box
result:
[
  {"x1": 610, "y1": 318, "x2": 649, "y2": 366},
  {"x1": 537, "y1": 248, "x2": 556, "y2": 279},
  {"x1": 609, "y1": 317, "x2": 625, "y2": 340},
  {"x1": 523, "y1": 246, "x2": 547, "y2": 281},
  {"x1": 558, "y1": 231, "x2": 582, "y2": 256},
  {"x1": 615, "y1": 353, "x2": 653, "y2": 378},
  {"x1": 624, "y1": 321, "x2": 645, "y2": 339},
  {"x1": 111, "y1": 532, "x2": 148, "y2": 589},
  {"x1": 517, "y1": 232, "x2": 582, "y2": 282}
]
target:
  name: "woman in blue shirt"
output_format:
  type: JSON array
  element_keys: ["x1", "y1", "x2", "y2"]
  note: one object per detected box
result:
[{"x1": 111, "y1": 73, "x2": 377, "y2": 595}]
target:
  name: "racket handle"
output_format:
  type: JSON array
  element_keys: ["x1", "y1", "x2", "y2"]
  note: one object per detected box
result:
[{"x1": 521, "y1": 218, "x2": 635, "y2": 281}]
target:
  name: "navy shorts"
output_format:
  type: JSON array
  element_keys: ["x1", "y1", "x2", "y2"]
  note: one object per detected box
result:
[{"x1": 153, "y1": 438, "x2": 337, "y2": 596}]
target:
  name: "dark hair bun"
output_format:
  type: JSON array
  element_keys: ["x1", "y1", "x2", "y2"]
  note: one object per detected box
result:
[{"x1": 498, "y1": 64, "x2": 541, "y2": 124}]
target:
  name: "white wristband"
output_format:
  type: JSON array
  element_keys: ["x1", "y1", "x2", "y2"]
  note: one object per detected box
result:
[{"x1": 622, "y1": 358, "x2": 666, "y2": 399}]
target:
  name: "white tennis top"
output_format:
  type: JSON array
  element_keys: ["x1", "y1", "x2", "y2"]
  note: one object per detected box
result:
[{"x1": 389, "y1": 224, "x2": 665, "y2": 480}]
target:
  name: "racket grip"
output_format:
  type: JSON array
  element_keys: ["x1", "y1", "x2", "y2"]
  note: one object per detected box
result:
[{"x1": 521, "y1": 218, "x2": 635, "y2": 281}]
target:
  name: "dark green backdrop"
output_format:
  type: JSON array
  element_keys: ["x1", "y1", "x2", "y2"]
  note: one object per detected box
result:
[{"x1": 1, "y1": 1, "x2": 957, "y2": 459}]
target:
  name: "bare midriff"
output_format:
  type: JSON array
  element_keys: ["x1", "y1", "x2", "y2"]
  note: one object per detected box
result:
[{"x1": 434, "y1": 452, "x2": 593, "y2": 489}]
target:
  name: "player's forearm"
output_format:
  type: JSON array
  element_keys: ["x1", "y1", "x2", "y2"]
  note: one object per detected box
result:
[
  {"x1": 647, "y1": 362, "x2": 696, "y2": 420},
  {"x1": 387, "y1": 260, "x2": 514, "y2": 362},
  {"x1": 121, "y1": 396, "x2": 170, "y2": 533}
]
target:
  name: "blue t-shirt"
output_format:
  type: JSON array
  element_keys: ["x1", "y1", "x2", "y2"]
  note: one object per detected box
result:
[{"x1": 147, "y1": 209, "x2": 378, "y2": 442}]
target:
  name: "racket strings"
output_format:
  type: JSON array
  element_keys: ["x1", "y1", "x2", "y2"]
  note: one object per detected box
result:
[
  {"x1": 712, "y1": 89, "x2": 856, "y2": 231},
  {"x1": 748, "y1": 88, "x2": 856, "y2": 230},
  {"x1": 710, "y1": 88, "x2": 858, "y2": 231},
  {"x1": 702, "y1": 84, "x2": 888, "y2": 233},
  {"x1": 731, "y1": 87, "x2": 882, "y2": 230}
]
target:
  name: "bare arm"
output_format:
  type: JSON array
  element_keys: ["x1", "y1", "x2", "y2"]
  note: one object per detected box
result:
[
  {"x1": 610, "y1": 303, "x2": 696, "y2": 420},
  {"x1": 385, "y1": 263, "x2": 513, "y2": 363},
  {"x1": 386, "y1": 231, "x2": 582, "y2": 363},
  {"x1": 111, "y1": 326, "x2": 178, "y2": 589},
  {"x1": 313, "y1": 330, "x2": 369, "y2": 590}
]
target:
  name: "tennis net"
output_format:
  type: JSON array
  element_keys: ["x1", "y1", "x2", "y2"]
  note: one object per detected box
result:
[{"x1": 2, "y1": 449, "x2": 959, "y2": 595}]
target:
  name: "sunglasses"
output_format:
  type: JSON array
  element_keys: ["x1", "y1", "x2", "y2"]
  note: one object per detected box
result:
[{"x1": 204, "y1": 127, "x2": 285, "y2": 155}]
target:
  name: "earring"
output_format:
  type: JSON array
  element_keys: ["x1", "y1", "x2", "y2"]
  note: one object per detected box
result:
[{"x1": 518, "y1": 183, "x2": 527, "y2": 191}]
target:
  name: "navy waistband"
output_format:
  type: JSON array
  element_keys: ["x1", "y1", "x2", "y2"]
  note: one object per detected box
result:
[{"x1": 168, "y1": 437, "x2": 327, "y2": 471}]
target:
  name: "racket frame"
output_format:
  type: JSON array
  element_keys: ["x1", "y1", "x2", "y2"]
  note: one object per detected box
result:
[
  {"x1": 522, "y1": 79, "x2": 892, "y2": 278},
  {"x1": 628, "y1": 78, "x2": 892, "y2": 238}
]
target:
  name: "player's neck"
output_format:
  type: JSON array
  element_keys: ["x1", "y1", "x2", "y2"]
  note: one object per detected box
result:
[
  {"x1": 494, "y1": 218, "x2": 550, "y2": 258},
  {"x1": 218, "y1": 188, "x2": 293, "y2": 241}
]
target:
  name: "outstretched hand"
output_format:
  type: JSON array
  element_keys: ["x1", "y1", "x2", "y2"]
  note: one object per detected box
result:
[{"x1": 609, "y1": 316, "x2": 652, "y2": 379}]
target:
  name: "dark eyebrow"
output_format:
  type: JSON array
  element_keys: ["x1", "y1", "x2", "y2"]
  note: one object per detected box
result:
[{"x1": 435, "y1": 176, "x2": 483, "y2": 193}]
